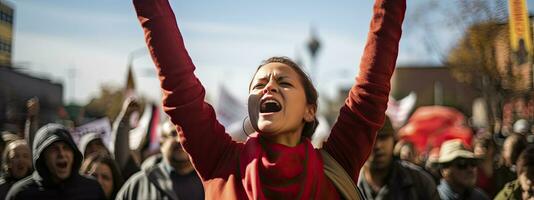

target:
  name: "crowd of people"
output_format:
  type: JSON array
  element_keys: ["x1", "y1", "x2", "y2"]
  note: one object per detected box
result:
[
  {"x1": 1, "y1": 101, "x2": 534, "y2": 200},
  {"x1": 1, "y1": 0, "x2": 534, "y2": 199},
  {"x1": 0, "y1": 97, "x2": 205, "y2": 200},
  {"x1": 358, "y1": 117, "x2": 534, "y2": 200}
]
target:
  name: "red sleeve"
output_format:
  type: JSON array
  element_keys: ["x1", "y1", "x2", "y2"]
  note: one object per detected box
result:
[
  {"x1": 323, "y1": 0, "x2": 406, "y2": 183},
  {"x1": 133, "y1": 0, "x2": 239, "y2": 180}
]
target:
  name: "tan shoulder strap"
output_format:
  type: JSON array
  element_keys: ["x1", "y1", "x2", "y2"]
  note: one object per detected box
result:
[{"x1": 320, "y1": 149, "x2": 364, "y2": 200}]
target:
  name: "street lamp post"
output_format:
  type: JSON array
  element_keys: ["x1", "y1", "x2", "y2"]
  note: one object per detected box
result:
[{"x1": 307, "y1": 27, "x2": 321, "y2": 83}]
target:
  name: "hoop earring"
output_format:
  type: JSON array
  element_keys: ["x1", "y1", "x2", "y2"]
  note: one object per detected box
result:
[{"x1": 242, "y1": 116, "x2": 251, "y2": 137}]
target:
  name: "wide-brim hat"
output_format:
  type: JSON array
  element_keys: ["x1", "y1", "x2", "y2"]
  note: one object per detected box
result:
[{"x1": 437, "y1": 139, "x2": 476, "y2": 164}]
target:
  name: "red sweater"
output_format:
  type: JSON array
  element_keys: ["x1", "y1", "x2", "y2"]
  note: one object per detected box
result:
[{"x1": 134, "y1": 0, "x2": 405, "y2": 199}]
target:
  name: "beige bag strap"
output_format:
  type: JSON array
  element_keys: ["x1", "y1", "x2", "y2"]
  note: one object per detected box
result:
[{"x1": 320, "y1": 149, "x2": 364, "y2": 200}]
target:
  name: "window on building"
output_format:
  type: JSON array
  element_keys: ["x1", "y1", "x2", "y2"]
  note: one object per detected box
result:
[
  {"x1": 0, "y1": 39, "x2": 11, "y2": 53},
  {"x1": 0, "y1": 11, "x2": 12, "y2": 24}
]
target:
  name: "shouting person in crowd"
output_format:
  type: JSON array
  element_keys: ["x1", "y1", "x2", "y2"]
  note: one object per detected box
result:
[
  {"x1": 0, "y1": 140, "x2": 32, "y2": 199},
  {"x1": 133, "y1": 0, "x2": 405, "y2": 199},
  {"x1": 358, "y1": 118, "x2": 439, "y2": 200},
  {"x1": 495, "y1": 145, "x2": 534, "y2": 200},
  {"x1": 81, "y1": 153, "x2": 124, "y2": 200},
  {"x1": 0, "y1": 132, "x2": 21, "y2": 179},
  {"x1": 116, "y1": 121, "x2": 204, "y2": 200},
  {"x1": 5, "y1": 124, "x2": 105, "y2": 200},
  {"x1": 437, "y1": 139, "x2": 490, "y2": 200}
]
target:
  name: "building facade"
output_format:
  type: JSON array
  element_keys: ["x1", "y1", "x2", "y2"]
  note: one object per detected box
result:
[
  {"x1": 0, "y1": 68, "x2": 63, "y2": 133},
  {"x1": 0, "y1": 1, "x2": 13, "y2": 67},
  {"x1": 391, "y1": 65, "x2": 479, "y2": 116}
]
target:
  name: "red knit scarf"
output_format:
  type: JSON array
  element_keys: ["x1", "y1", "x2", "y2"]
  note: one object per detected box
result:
[{"x1": 239, "y1": 134, "x2": 339, "y2": 199}]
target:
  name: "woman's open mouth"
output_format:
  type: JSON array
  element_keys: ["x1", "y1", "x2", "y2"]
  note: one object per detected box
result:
[{"x1": 260, "y1": 99, "x2": 282, "y2": 113}]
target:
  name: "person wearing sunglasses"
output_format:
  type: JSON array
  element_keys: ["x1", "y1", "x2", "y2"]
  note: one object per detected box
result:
[{"x1": 437, "y1": 139, "x2": 490, "y2": 200}]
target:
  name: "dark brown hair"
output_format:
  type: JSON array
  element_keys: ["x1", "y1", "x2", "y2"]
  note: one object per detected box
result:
[
  {"x1": 249, "y1": 56, "x2": 318, "y2": 139},
  {"x1": 80, "y1": 153, "x2": 124, "y2": 200},
  {"x1": 516, "y1": 145, "x2": 534, "y2": 176},
  {"x1": 474, "y1": 133, "x2": 495, "y2": 150},
  {"x1": 506, "y1": 133, "x2": 527, "y2": 165}
]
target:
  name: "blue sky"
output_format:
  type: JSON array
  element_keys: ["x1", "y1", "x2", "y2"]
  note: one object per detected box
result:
[{"x1": 11, "y1": 0, "x2": 534, "y2": 106}]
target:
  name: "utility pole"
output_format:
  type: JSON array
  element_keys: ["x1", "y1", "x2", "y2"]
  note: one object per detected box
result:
[{"x1": 67, "y1": 67, "x2": 76, "y2": 103}]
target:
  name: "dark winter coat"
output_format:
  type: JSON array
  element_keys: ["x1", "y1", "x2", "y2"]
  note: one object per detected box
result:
[
  {"x1": 6, "y1": 123, "x2": 106, "y2": 200},
  {"x1": 358, "y1": 160, "x2": 440, "y2": 200},
  {"x1": 116, "y1": 155, "x2": 204, "y2": 200}
]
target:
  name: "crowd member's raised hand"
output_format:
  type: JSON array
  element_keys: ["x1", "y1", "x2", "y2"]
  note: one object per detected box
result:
[
  {"x1": 122, "y1": 97, "x2": 140, "y2": 116},
  {"x1": 24, "y1": 97, "x2": 40, "y2": 147},
  {"x1": 112, "y1": 97, "x2": 142, "y2": 180},
  {"x1": 26, "y1": 97, "x2": 39, "y2": 118}
]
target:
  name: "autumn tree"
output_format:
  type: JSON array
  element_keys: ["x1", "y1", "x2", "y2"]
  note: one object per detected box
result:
[
  {"x1": 84, "y1": 84, "x2": 146, "y2": 122},
  {"x1": 411, "y1": 0, "x2": 528, "y2": 133}
]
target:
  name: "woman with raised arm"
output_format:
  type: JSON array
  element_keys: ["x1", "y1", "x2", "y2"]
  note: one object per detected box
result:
[{"x1": 133, "y1": 0, "x2": 405, "y2": 199}]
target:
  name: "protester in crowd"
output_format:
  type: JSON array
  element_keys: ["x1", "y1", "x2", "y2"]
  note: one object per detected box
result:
[
  {"x1": 495, "y1": 145, "x2": 534, "y2": 200},
  {"x1": 133, "y1": 0, "x2": 405, "y2": 198},
  {"x1": 473, "y1": 132, "x2": 517, "y2": 198},
  {"x1": 437, "y1": 139, "x2": 490, "y2": 200},
  {"x1": 358, "y1": 118, "x2": 439, "y2": 200},
  {"x1": 116, "y1": 121, "x2": 204, "y2": 200},
  {"x1": 502, "y1": 133, "x2": 528, "y2": 171},
  {"x1": 0, "y1": 139, "x2": 32, "y2": 199},
  {"x1": 79, "y1": 132, "x2": 111, "y2": 158},
  {"x1": 0, "y1": 132, "x2": 7, "y2": 174},
  {"x1": 493, "y1": 132, "x2": 529, "y2": 195},
  {"x1": 112, "y1": 97, "x2": 142, "y2": 180},
  {"x1": 473, "y1": 133, "x2": 498, "y2": 197},
  {"x1": 425, "y1": 147, "x2": 442, "y2": 184},
  {"x1": 394, "y1": 139, "x2": 418, "y2": 165},
  {"x1": 5, "y1": 123, "x2": 105, "y2": 200},
  {"x1": 80, "y1": 153, "x2": 124, "y2": 200},
  {"x1": 0, "y1": 132, "x2": 22, "y2": 178}
]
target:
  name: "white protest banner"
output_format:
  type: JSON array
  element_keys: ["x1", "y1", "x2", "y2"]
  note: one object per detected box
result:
[{"x1": 71, "y1": 117, "x2": 112, "y2": 150}]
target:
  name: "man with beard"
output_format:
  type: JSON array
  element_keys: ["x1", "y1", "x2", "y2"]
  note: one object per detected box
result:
[
  {"x1": 116, "y1": 120, "x2": 204, "y2": 200},
  {"x1": 5, "y1": 124, "x2": 105, "y2": 200},
  {"x1": 358, "y1": 118, "x2": 439, "y2": 200},
  {"x1": 437, "y1": 139, "x2": 489, "y2": 200}
]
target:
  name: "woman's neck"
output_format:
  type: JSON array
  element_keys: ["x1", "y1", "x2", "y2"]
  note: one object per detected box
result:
[{"x1": 261, "y1": 129, "x2": 302, "y2": 147}]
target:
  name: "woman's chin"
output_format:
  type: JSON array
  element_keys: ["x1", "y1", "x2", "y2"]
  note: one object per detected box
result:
[{"x1": 257, "y1": 122, "x2": 278, "y2": 134}]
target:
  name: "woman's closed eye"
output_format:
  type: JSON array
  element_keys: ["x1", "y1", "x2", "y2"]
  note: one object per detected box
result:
[
  {"x1": 280, "y1": 82, "x2": 293, "y2": 87},
  {"x1": 253, "y1": 83, "x2": 265, "y2": 89}
]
